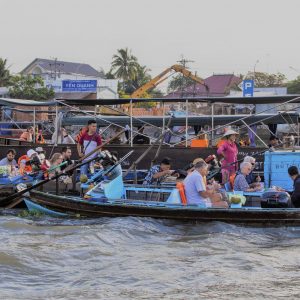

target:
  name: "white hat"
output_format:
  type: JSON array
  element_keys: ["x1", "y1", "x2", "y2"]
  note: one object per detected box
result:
[
  {"x1": 27, "y1": 149, "x2": 37, "y2": 158},
  {"x1": 223, "y1": 129, "x2": 239, "y2": 137},
  {"x1": 35, "y1": 147, "x2": 44, "y2": 153}
]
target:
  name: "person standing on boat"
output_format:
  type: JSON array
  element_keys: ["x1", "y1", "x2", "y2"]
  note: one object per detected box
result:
[
  {"x1": 288, "y1": 166, "x2": 300, "y2": 208},
  {"x1": 143, "y1": 157, "x2": 176, "y2": 185},
  {"x1": 77, "y1": 120, "x2": 102, "y2": 176},
  {"x1": 217, "y1": 129, "x2": 239, "y2": 184},
  {"x1": 184, "y1": 161, "x2": 228, "y2": 208}
]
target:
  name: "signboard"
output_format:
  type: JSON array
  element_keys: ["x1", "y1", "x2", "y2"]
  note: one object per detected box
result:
[
  {"x1": 243, "y1": 79, "x2": 254, "y2": 97},
  {"x1": 62, "y1": 80, "x2": 97, "y2": 92}
]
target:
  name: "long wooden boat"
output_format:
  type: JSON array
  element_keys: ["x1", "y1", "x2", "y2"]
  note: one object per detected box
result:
[
  {"x1": 24, "y1": 190, "x2": 300, "y2": 225},
  {"x1": 24, "y1": 175, "x2": 300, "y2": 225}
]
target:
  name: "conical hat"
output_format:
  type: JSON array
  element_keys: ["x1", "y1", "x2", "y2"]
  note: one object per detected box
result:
[{"x1": 223, "y1": 129, "x2": 239, "y2": 137}]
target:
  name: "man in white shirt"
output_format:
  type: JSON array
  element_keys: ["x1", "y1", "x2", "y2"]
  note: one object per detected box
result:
[{"x1": 184, "y1": 160, "x2": 228, "y2": 208}]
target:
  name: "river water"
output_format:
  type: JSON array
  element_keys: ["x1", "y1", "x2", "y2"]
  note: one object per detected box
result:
[{"x1": 0, "y1": 211, "x2": 299, "y2": 300}]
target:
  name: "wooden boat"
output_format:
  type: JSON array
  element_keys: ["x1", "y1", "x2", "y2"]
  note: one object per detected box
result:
[
  {"x1": 0, "y1": 174, "x2": 34, "y2": 207},
  {"x1": 24, "y1": 175, "x2": 300, "y2": 225}
]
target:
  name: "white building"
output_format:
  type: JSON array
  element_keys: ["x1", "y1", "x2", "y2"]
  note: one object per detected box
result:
[{"x1": 21, "y1": 58, "x2": 118, "y2": 99}]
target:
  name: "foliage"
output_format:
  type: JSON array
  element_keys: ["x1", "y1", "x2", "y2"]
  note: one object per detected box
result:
[
  {"x1": 167, "y1": 73, "x2": 196, "y2": 93},
  {"x1": 9, "y1": 75, "x2": 55, "y2": 100},
  {"x1": 134, "y1": 100, "x2": 156, "y2": 108},
  {"x1": 0, "y1": 58, "x2": 11, "y2": 86},
  {"x1": 111, "y1": 48, "x2": 139, "y2": 82},
  {"x1": 245, "y1": 71, "x2": 286, "y2": 87},
  {"x1": 287, "y1": 76, "x2": 300, "y2": 94}
]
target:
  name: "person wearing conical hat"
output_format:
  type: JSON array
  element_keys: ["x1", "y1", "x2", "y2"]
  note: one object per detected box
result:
[{"x1": 217, "y1": 129, "x2": 239, "y2": 184}]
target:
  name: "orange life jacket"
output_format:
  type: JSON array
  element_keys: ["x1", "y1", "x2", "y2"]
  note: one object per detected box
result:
[
  {"x1": 18, "y1": 155, "x2": 32, "y2": 174},
  {"x1": 75, "y1": 127, "x2": 88, "y2": 143},
  {"x1": 229, "y1": 173, "x2": 236, "y2": 189},
  {"x1": 176, "y1": 182, "x2": 187, "y2": 205}
]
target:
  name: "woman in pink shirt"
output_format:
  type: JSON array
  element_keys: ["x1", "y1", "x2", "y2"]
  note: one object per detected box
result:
[{"x1": 217, "y1": 129, "x2": 239, "y2": 184}]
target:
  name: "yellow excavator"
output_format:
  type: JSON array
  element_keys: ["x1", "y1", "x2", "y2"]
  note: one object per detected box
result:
[{"x1": 131, "y1": 64, "x2": 208, "y2": 98}]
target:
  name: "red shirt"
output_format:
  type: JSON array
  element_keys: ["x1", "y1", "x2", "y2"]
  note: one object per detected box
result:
[{"x1": 79, "y1": 132, "x2": 102, "y2": 160}]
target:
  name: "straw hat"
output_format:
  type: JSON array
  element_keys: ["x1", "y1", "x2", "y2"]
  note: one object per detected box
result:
[{"x1": 223, "y1": 129, "x2": 239, "y2": 137}]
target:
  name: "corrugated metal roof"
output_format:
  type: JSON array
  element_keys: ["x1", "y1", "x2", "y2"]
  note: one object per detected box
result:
[{"x1": 22, "y1": 58, "x2": 104, "y2": 78}]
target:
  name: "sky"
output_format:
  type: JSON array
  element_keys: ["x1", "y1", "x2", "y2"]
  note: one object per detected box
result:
[{"x1": 1, "y1": 0, "x2": 300, "y2": 85}]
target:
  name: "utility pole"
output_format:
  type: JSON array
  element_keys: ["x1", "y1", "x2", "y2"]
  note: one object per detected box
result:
[
  {"x1": 49, "y1": 58, "x2": 64, "y2": 80},
  {"x1": 177, "y1": 56, "x2": 194, "y2": 97}
]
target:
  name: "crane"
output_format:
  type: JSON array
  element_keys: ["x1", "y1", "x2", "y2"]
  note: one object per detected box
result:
[{"x1": 131, "y1": 64, "x2": 209, "y2": 98}]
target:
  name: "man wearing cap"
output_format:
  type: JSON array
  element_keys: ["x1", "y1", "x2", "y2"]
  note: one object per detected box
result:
[
  {"x1": 217, "y1": 129, "x2": 239, "y2": 184},
  {"x1": 18, "y1": 149, "x2": 38, "y2": 174}
]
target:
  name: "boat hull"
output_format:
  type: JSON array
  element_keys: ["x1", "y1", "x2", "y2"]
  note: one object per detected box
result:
[{"x1": 27, "y1": 190, "x2": 300, "y2": 225}]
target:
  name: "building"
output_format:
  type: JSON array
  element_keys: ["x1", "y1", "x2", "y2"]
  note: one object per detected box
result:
[{"x1": 21, "y1": 58, "x2": 118, "y2": 99}]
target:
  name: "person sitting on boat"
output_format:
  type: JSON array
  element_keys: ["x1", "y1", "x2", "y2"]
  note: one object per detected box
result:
[
  {"x1": 217, "y1": 129, "x2": 239, "y2": 184},
  {"x1": 239, "y1": 134, "x2": 250, "y2": 147},
  {"x1": 233, "y1": 162, "x2": 262, "y2": 192},
  {"x1": 36, "y1": 129, "x2": 45, "y2": 144},
  {"x1": 0, "y1": 149, "x2": 18, "y2": 176},
  {"x1": 268, "y1": 136, "x2": 279, "y2": 151},
  {"x1": 183, "y1": 160, "x2": 228, "y2": 208},
  {"x1": 60, "y1": 146, "x2": 74, "y2": 174},
  {"x1": 52, "y1": 127, "x2": 75, "y2": 144},
  {"x1": 19, "y1": 126, "x2": 34, "y2": 142},
  {"x1": 143, "y1": 157, "x2": 177, "y2": 185},
  {"x1": 77, "y1": 120, "x2": 102, "y2": 176},
  {"x1": 243, "y1": 156, "x2": 261, "y2": 186},
  {"x1": 288, "y1": 166, "x2": 300, "y2": 208}
]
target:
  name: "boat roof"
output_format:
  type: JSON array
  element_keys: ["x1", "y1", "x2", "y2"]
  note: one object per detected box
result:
[
  {"x1": 1, "y1": 95, "x2": 300, "y2": 107},
  {"x1": 58, "y1": 95, "x2": 300, "y2": 105},
  {"x1": 62, "y1": 113, "x2": 299, "y2": 127}
]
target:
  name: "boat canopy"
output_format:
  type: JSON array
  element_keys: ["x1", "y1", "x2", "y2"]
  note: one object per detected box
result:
[
  {"x1": 0, "y1": 98, "x2": 57, "y2": 107},
  {"x1": 62, "y1": 113, "x2": 299, "y2": 127},
  {"x1": 58, "y1": 95, "x2": 300, "y2": 106}
]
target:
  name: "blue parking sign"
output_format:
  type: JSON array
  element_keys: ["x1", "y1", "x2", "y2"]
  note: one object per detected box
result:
[{"x1": 243, "y1": 80, "x2": 254, "y2": 97}]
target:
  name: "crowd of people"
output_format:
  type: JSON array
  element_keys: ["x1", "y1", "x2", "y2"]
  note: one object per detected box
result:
[{"x1": 11, "y1": 121, "x2": 300, "y2": 208}]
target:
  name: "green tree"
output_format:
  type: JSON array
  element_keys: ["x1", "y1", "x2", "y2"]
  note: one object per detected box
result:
[
  {"x1": 287, "y1": 76, "x2": 300, "y2": 94},
  {"x1": 111, "y1": 48, "x2": 139, "y2": 83},
  {"x1": 246, "y1": 71, "x2": 286, "y2": 87},
  {"x1": 0, "y1": 58, "x2": 11, "y2": 86},
  {"x1": 9, "y1": 75, "x2": 55, "y2": 100},
  {"x1": 167, "y1": 74, "x2": 196, "y2": 93}
]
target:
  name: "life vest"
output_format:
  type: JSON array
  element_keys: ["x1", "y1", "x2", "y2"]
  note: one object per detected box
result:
[
  {"x1": 229, "y1": 173, "x2": 236, "y2": 189},
  {"x1": 18, "y1": 155, "x2": 32, "y2": 174},
  {"x1": 36, "y1": 133, "x2": 45, "y2": 144},
  {"x1": 75, "y1": 127, "x2": 88, "y2": 143},
  {"x1": 176, "y1": 182, "x2": 187, "y2": 205}
]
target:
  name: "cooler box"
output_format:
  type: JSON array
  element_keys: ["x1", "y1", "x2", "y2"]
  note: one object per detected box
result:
[{"x1": 191, "y1": 139, "x2": 209, "y2": 148}]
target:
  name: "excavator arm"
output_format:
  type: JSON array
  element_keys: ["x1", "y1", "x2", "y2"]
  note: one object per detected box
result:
[{"x1": 131, "y1": 64, "x2": 208, "y2": 98}]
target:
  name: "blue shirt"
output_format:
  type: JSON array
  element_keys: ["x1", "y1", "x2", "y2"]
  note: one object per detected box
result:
[
  {"x1": 234, "y1": 173, "x2": 250, "y2": 191},
  {"x1": 183, "y1": 170, "x2": 211, "y2": 207},
  {"x1": 143, "y1": 165, "x2": 161, "y2": 185}
]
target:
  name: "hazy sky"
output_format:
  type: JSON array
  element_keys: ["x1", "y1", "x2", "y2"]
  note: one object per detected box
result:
[{"x1": 2, "y1": 0, "x2": 300, "y2": 82}]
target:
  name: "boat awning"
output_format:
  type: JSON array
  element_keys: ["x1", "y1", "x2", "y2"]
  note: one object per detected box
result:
[
  {"x1": 57, "y1": 95, "x2": 300, "y2": 106},
  {"x1": 61, "y1": 113, "x2": 299, "y2": 127},
  {"x1": 0, "y1": 98, "x2": 57, "y2": 107}
]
